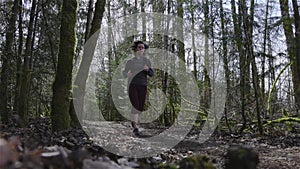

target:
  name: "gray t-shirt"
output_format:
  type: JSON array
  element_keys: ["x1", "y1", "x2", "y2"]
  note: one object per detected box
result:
[{"x1": 123, "y1": 56, "x2": 154, "y2": 86}]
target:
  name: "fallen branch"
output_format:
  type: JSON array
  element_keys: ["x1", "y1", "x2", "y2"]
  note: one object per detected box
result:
[{"x1": 264, "y1": 117, "x2": 300, "y2": 126}]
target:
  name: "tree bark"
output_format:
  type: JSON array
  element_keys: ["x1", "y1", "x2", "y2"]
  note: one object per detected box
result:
[
  {"x1": 84, "y1": 0, "x2": 94, "y2": 42},
  {"x1": 69, "y1": 0, "x2": 106, "y2": 127},
  {"x1": 231, "y1": 0, "x2": 247, "y2": 133},
  {"x1": 202, "y1": 0, "x2": 211, "y2": 110},
  {"x1": 162, "y1": 0, "x2": 172, "y2": 126},
  {"x1": 18, "y1": 0, "x2": 37, "y2": 125},
  {"x1": 291, "y1": 0, "x2": 300, "y2": 112},
  {"x1": 0, "y1": 0, "x2": 20, "y2": 124},
  {"x1": 141, "y1": 0, "x2": 146, "y2": 41},
  {"x1": 261, "y1": 0, "x2": 270, "y2": 112},
  {"x1": 242, "y1": 0, "x2": 263, "y2": 134},
  {"x1": 279, "y1": 0, "x2": 300, "y2": 112},
  {"x1": 177, "y1": 0, "x2": 185, "y2": 62},
  {"x1": 13, "y1": 0, "x2": 24, "y2": 116},
  {"x1": 191, "y1": 2, "x2": 197, "y2": 79},
  {"x1": 220, "y1": 0, "x2": 232, "y2": 133},
  {"x1": 51, "y1": 0, "x2": 78, "y2": 131}
]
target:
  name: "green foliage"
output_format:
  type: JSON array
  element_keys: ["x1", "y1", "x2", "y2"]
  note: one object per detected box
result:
[
  {"x1": 157, "y1": 163, "x2": 178, "y2": 169},
  {"x1": 15, "y1": 0, "x2": 61, "y2": 118},
  {"x1": 179, "y1": 155, "x2": 216, "y2": 169},
  {"x1": 95, "y1": 40, "x2": 134, "y2": 121},
  {"x1": 267, "y1": 63, "x2": 291, "y2": 116},
  {"x1": 0, "y1": 0, "x2": 299, "y2": 137},
  {"x1": 95, "y1": 70, "x2": 123, "y2": 121}
]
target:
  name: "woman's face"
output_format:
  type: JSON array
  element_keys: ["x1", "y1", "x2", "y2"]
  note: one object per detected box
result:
[{"x1": 135, "y1": 44, "x2": 145, "y2": 56}]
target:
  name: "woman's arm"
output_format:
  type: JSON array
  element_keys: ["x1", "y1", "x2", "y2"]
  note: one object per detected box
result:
[
  {"x1": 122, "y1": 60, "x2": 132, "y2": 78},
  {"x1": 145, "y1": 58, "x2": 154, "y2": 77},
  {"x1": 147, "y1": 67, "x2": 154, "y2": 77}
]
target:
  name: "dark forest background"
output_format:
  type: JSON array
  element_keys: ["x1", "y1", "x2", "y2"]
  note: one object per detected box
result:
[{"x1": 0, "y1": 0, "x2": 300, "y2": 136}]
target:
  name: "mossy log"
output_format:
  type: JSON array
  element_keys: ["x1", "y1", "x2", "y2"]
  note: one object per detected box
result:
[{"x1": 264, "y1": 117, "x2": 300, "y2": 126}]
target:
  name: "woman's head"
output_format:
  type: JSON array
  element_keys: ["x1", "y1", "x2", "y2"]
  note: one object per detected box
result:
[{"x1": 132, "y1": 41, "x2": 149, "y2": 56}]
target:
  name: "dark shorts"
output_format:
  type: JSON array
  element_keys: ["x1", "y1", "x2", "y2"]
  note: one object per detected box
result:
[{"x1": 129, "y1": 84, "x2": 147, "y2": 114}]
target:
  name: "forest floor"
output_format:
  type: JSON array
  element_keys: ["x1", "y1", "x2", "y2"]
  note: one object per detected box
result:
[{"x1": 0, "y1": 117, "x2": 299, "y2": 169}]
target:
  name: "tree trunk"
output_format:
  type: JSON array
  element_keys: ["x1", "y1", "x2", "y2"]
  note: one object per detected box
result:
[
  {"x1": 69, "y1": 0, "x2": 106, "y2": 127},
  {"x1": 261, "y1": 0, "x2": 270, "y2": 114},
  {"x1": 279, "y1": 0, "x2": 300, "y2": 112},
  {"x1": 177, "y1": 0, "x2": 185, "y2": 62},
  {"x1": 106, "y1": 0, "x2": 114, "y2": 121},
  {"x1": 152, "y1": 0, "x2": 164, "y2": 47},
  {"x1": 13, "y1": 0, "x2": 24, "y2": 116},
  {"x1": 84, "y1": 0, "x2": 94, "y2": 42},
  {"x1": 241, "y1": 0, "x2": 263, "y2": 134},
  {"x1": 162, "y1": 0, "x2": 172, "y2": 126},
  {"x1": 51, "y1": 0, "x2": 78, "y2": 131},
  {"x1": 0, "y1": 0, "x2": 20, "y2": 124},
  {"x1": 191, "y1": 2, "x2": 197, "y2": 79},
  {"x1": 220, "y1": 0, "x2": 232, "y2": 133},
  {"x1": 291, "y1": 0, "x2": 300, "y2": 112},
  {"x1": 267, "y1": 14, "x2": 276, "y2": 117},
  {"x1": 231, "y1": 0, "x2": 247, "y2": 133},
  {"x1": 141, "y1": 0, "x2": 146, "y2": 41},
  {"x1": 18, "y1": 0, "x2": 37, "y2": 125},
  {"x1": 201, "y1": 0, "x2": 211, "y2": 111}
]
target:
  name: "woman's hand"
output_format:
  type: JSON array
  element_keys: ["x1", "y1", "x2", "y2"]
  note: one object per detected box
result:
[{"x1": 127, "y1": 70, "x2": 133, "y2": 78}]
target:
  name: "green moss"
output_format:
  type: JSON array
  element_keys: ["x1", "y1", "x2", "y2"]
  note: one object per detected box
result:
[
  {"x1": 225, "y1": 146, "x2": 259, "y2": 169},
  {"x1": 179, "y1": 155, "x2": 216, "y2": 169},
  {"x1": 264, "y1": 117, "x2": 300, "y2": 126},
  {"x1": 158, "y1": 163, "x2": 178, "y2": 169}
]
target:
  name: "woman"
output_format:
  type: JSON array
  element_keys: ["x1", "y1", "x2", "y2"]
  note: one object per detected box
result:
[{"x1": 123, "y1": 41, "x2": 154, "y2": 136}]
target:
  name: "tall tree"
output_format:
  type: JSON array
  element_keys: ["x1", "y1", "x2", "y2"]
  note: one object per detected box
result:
[
  {"x1": 69, "y1": 0, "x2": 106, "y2": 127},
  {"x1": 231, "y1": 0, "x2": 250, "y2": 133},
  {"x1": 0, "y1": 0, "x2": 20, "y2": 124},
  {"x1": 84, "y1": 0, "x2": 94, "y2": 42},
  {"x1": 220, "y1": 0, "x2": 232, "y2": 132},
  {"x1": 162, "y1": 0, "x2": 172, "y2": 126},
  {"x1": 13, "y1": 0, "x2": 24, "y2": 116},
  {"x1": 202, "y1": 0, "x2": 211, "y2": 110},
  {"x1": 177, "y1": 0, "x2": 185, "y2": 62},
  {"x1": 51, "y1": 0, "x2": 78, "y2": 131},
  {"x1": 261, "y1": 0, "x2": 270, "y2": 109},
  {"x1": 279, "y1": 0, "x2": 300, "y2": 112},
  {"x1": 141, "y1": 0, "x2": 146, "y2": 41},
  {"x1": 260, "y1": 0, "x2": 270, "y2": 116},
  {"x1": 190, "y1": 2, "x2": 197, "y2": 79},
  {"x1": 18, "y1": 0, "x2": 38, "y2": 125},
  {"x1": 291, "y1": 0, "x2": 300, "y2": 112},
  {"x1": 240, "y1": 0, "x2": 263, "y2": 134}
]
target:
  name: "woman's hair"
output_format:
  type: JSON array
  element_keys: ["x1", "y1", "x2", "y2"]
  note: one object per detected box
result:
[{"x1": 131, "y1": 41, "x2": 149, "y2": 51}]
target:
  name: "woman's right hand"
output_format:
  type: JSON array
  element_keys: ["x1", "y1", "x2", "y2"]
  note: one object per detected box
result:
[{"x1": 127, "y1": 70, "x2": 133, "y2": 78}]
